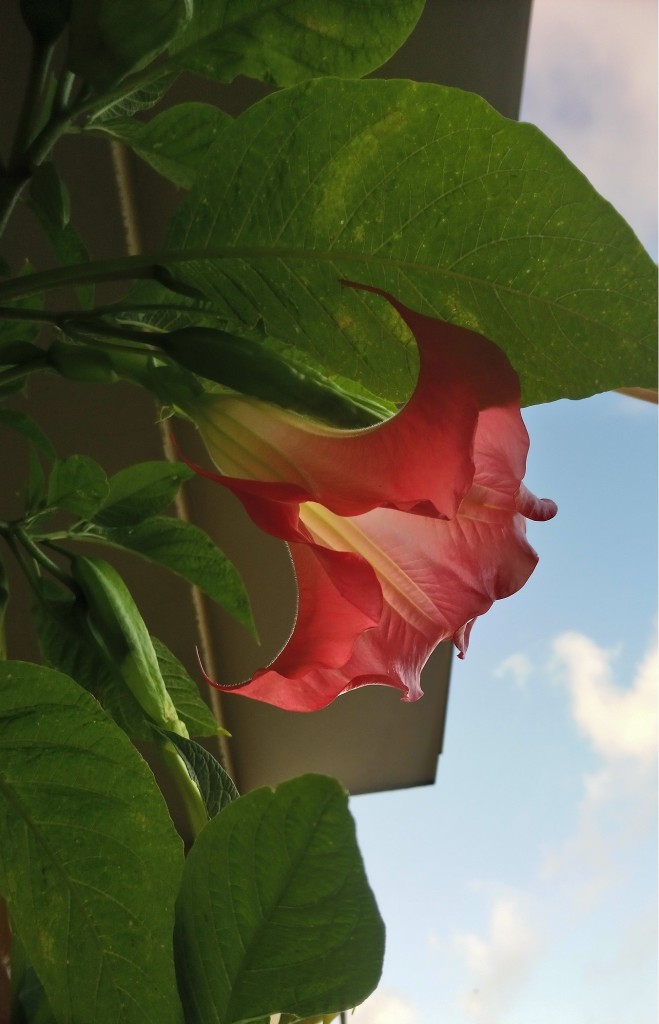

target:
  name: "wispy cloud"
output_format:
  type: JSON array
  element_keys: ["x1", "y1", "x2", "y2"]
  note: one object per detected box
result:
[
  {"x1": 553, "y1": 631, "x2": 658, "y2": 765},
  {"x1": 453, "y1": 894, "x2": 542, "y2": 1024},
  {"x1": 541, "y1": 631, "x2": 658, "y2": 907},
  {"x1": 352, "y1": 989, "x2": 423, "y2": 1024},
  {"x1": 494, "y1": 652, "x2": 533, "y2": 689}
]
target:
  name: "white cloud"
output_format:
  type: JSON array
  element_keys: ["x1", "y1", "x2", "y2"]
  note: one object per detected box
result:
[
  {"x1": 453, "y1": 895, "x2": 542, "y2": 1024},
  {"x1": 351, "y1": 989, "x2": 422, "y2": 1024},
  {"x1": 541, "y1": 631, "x2": 658, "y2": 907},
  {"x1": 522, "y1": 0, "x2": 658, "y2": 253},
  {"x1": 494, "y1": 652, "x2": 533, "y2": 689},
  {"x1": 553, "y1": 632, "x2": 658, "y2": 765}
]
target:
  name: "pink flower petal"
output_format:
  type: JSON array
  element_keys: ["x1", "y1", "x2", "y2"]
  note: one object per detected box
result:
[{"x1": 185, "y1": 286, "x2": 557, "y2": 711}]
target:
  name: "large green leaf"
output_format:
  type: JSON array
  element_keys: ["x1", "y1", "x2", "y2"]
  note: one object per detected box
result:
[
  {"x1": 0, "y1": 662, "x2": 184, "y2": 1024},
  {"x1": 167, "y1": 0, "x2": 424, "y2": 86},
  {"x1": 152, "y1": 78, "x2": 656, "y2": 406},
  {"x1": 89, "y1": 104, "x2": 231, "y2": 188},
  {"x1": 175, "y1": 774, "x2": 384, "y2": 1023}
]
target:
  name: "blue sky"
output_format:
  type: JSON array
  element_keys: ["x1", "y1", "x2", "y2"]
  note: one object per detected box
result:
[{"x1": 351, "y1": 3, "x2": 657, "y2": 1022}]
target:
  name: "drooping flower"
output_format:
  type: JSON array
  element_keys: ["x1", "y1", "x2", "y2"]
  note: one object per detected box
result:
[{"x1": 185, "y1": 284, "x2": 557, "y2": 712}]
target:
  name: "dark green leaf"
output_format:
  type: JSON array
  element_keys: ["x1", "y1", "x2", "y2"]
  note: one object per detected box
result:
[
  {"x1": 167, "y1": 0, "x2": 424, "y2": 86},
  {"x1": 0, "y1": 661, "x2": 184, "y2": 1024},
  {"x1": 24, "y1": 445, "x2": 47, "y2": 511},
  {"x1": 175, "y1": 774, "x2": 384, "y2": 1023},
  {"x1": 94, "y1": 460, "x2": 194, "y2": 526},
  {"x1": 165, "y1": 732, "x2": 238, "y2": 818},
  {"x1": 48, "y1": 337, "x2": 117, "y2": 382},
  {"x1": 10, "y1": 933, "x2": 58, "y2": 1024},
  {"x1": 0, "y1": 338, "x2": 43, "y2": 366},
  {"x1": 0, "y1": 409, "x2": 56, "y2": 460},
  {"x1": 152, "y1": 78, "x2": 656, "y2": 405},
  {"x1": 47, "y1": 454, "x2": 109, "y2": 517},
  {"x1": 90, "y1": 104, "x2": 230, "y2": 188},
  {"x1": 87, "y1": 515, "x2": 256, "y2": 636},
  {"x1": 29, "y1": 164, "x2": 93, "y2": 308},
  {"x1": 67, "y1": 0, "x2": 189, "y2": 91},
  {"x1": 152, "y1": 636, "x2": 220, "y2": 737}
]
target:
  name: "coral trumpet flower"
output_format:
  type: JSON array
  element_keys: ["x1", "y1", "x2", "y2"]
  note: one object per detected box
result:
[{"x1": 187, "y1": 284, "x2": 557, "y2": 712}]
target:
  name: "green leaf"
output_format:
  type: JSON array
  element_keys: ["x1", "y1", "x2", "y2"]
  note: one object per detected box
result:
[
  {"x1": 164, "y1": 731, "x2": 238, "y2": 817},
  {"x1": 152, "y1": 636, "x2": 220, "y2": 737},
  {"x1": 94, "y1": 460, "x2": 194, "y2": 526},
  {"x1": 86, "y1": 515, "x2": 256, "y2": 636},
  {"x1": 0, "y1": 661, "x2": 184, "y2": 1024},
  {"x1": 0, "y1": 409, "x2": 56, "y2": 460},
  {"x1": 67, "y1": 0, "x2": 189, "y2": 91},
  {"x1": 175, "y1": 774, "x2": 384, "y2": 1023},
  {"x1": 31, "y1": 578, "x2": 150, "y2": 738},
  {"x1": 32, "y1": 582, "x2": 204, "y2": 741},
  {"x1": 153, "y1": 78, "x2": 656, "y2": 406},
  {"x1": 167, "y1": 0, "x2": 424, "y2": 86},
  {"x1": 90, "y1": 104, "x2": 230, "y2": 188},
  {"x1": 28, "y1": 164, "x2": 93, "y2": 308},
  {"x1": 89, "y1": 74, "x2": 175, "y2": 124},
  {"x1": 47, "y1": 453, "x2": 109, "y2": 516}
]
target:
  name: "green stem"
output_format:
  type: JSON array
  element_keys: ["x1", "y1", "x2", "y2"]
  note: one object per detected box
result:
[
  {"x1": 0, "y1": 305, "x2": 62, "y2": 325},
  {"x1": 0, "y1": 253, "x2": 167, "y2": 302},
  {"x1": 157, "y1": 738, "x2": 208, "y2": 840},
  {"x1": 13, "y1": 528, "x2": 73, "y2": 587}
]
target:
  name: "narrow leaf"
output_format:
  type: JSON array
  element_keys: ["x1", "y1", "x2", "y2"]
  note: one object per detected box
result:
[
  {"x1": 90, "y1": 104, "x2": 230, "y2": 188},
  {"x1": 175, "y1": 774, "x2": 384, "y2": 1023},
  {"x1": 85, "y1": 515, "x2": 256, "y2": 635},
  {"x1": 154, "y1": 78, "x2": 656, "y2": 405},
  {"x1": 94, "y1": 460, "x2": 194, "y2": 527},
  {"x1": 0, "y1": 409, "x2": 56, "y2": 460},
  {"x1": 0, "y1": 661, "x2": 184, "y2": 1024},
  {"x1": 29, "y1": 163, "x2": 94, "y2": 308}
]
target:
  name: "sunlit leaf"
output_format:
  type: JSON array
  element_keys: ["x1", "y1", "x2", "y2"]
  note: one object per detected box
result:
[
  {"x1": 175, "y1": 774, "x2": 384, "y2": 1023},
  {"x1": 151, "y1": 78, "x2": 656, "y2": 405},
  {"x1": 0, "y1": 661, "x2": 184, "y2": 1024}
]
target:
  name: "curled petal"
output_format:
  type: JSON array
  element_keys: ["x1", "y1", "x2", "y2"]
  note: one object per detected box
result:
[{"x1": 185, "y1": 285, "x2": 557, "y2": 711}]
